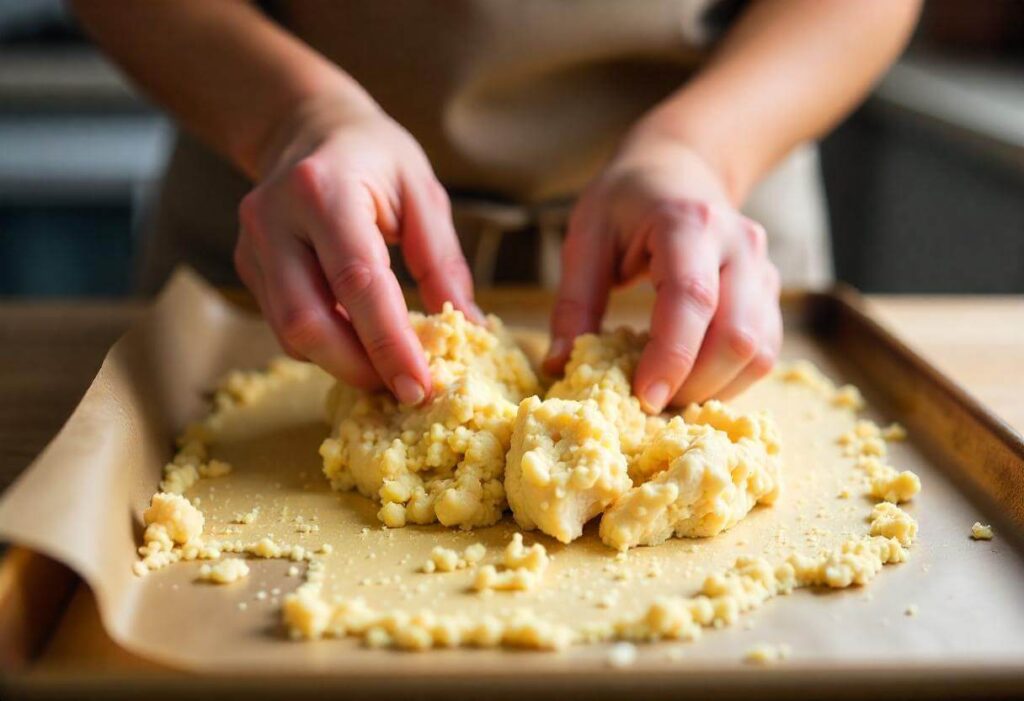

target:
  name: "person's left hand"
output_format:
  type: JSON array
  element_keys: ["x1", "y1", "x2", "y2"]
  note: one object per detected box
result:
[{"x1": 543, "y1": 127, "x2": 782, "y2": 413}]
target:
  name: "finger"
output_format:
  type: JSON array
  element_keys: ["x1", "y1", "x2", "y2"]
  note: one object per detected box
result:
[
  {"x1": 400, "y1": 177, "x2": 483, "y2": 322},
  {"x1": 543, "y1": 207, "x2": 615, "y2": 374},
  {"x1": 260, "y1": 236, "x2": 383, "y2": 391},
  {"x1": 670, "y1": 252, "x2": 760, "y2": 404},
  {"x1": 234, "y1": 234, "x2": 304, "y2": 359},
  {"x1": 717, "y1": 269, "x2": 783, "y2": 400},
  {"x1": 289, "y1": 159, "x2": 431, "y2": 404},
  {"x1": 632, "y1": 207, "x2": 722, "y2": 413}
]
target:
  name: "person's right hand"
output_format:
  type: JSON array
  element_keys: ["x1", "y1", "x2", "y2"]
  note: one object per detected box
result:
[{"x1": 234, "y1": 96, "x2": 481, "y2": 405}]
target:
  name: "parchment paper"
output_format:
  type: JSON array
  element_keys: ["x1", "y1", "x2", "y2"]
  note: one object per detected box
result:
[{"x1": 2, "y1": 268, "x2": 1024, "y2": 676}]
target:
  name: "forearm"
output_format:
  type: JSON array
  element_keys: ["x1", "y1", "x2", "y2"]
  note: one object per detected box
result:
[
  {"x1": 70, "y1": 0, "x2": 378, "y2": 178},
  {"x1": 635, "y1": 0, "x2": 921, "y2": 203}
]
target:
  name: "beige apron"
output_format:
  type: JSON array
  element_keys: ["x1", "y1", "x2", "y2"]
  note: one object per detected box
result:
[{"x1": 138, "y1": 0, "x2": 831, "y2": 293}]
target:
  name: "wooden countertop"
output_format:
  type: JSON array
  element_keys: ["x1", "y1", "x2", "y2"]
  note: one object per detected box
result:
[{"x1": 1, "y1": 289, "x2": 1021, "y2": 495}]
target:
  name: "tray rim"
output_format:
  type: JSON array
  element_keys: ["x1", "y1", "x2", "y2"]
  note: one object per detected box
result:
[{"x1": 1, "y1": 285, "x2": 1023, "y2": 698}]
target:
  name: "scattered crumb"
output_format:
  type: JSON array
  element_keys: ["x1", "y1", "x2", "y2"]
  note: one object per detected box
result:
[
  {"x1": 744, "y1": 642, "x2": 791, "y2": 665},
  {"x1": 607, "y1": 642, "x2": 638, "y2": 668},
  {"x1": 971, "y1": 522, "x2": 994, "y2": 540}
]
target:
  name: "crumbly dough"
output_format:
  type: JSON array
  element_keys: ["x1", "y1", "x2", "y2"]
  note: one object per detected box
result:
[
  {"x1": 778, "y1": 360, "x2": 864, "y2": 410},
  {"x1": 971, "y1": 522, "x2": 994, "y2": 540},
  {"x1": 744, "y1": 642, "x2": 792, "y2": 665},
  {"x1": 505, "y1": 396, "x2": 630, "y2": 544},
  {"x1": 139, "y1": 318, "x2": 926, "y2": 655},
  {"x1": 320, "y1": 303, "x2": 540, "y2": 529},
  {"x1": 869, "y1": 502, "x2": 918, "y2": 547},
  {"x1": 473, "y1": 533, "x2": 550, "y2": 592},
  {"x1": 544, "y1": 329, "x2": 648, "y2": 457},
  {"x1": 600, "y1": 402, "x2": 781, "y2": 551},
  {"x1": 198, "y1": 558, "x2": 250, "y2": 584},
  {"x1": 420, "y1": 543, "x2": 486, "y2": 573},
  {"x1": 859, "y1": 457, "x2": 921, "y2": 503}
]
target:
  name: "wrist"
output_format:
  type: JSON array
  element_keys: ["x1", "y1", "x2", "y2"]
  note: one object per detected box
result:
[
  {"x1": 625, "y1": 94, "x2": 755, "y2": 206},
  {"x1": 249, "y1": 85, "x2": 383, "y2": 181}
]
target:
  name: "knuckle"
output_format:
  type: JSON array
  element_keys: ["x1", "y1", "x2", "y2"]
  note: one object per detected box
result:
[
  {"x1": 724, "y1": 325, "x2": 758, "y2": 361},
  {"x1": 279, "y1": 308, "x2": 327, "y2": 351},
  {"x1": 749, "y1": 350, "x2": 777, "y2": 378},
  {"x1": 423, "y1": 177, "x2": 451, "y2": 210},
  {"x1": 289, "y1": 156, "x2": 330, "y2": 210},
  {"x1": 654, "y1": 199, "x2": 713, "y2": 233},
  {"x1": 668, "y1": 275, "x2": 718, "y2": 316},
  {"x1": 651, "y1": 337, "x2": 699, "y2": 373},
  {"x1": 328, "y1": 260, "x2": 379, "y2": 303},
  {"x1": 362, "y1": 332, "x2": 403, "y2": 360},
  {"x1": 742, "y1": 219, "x2": 768, "y2": 255}
]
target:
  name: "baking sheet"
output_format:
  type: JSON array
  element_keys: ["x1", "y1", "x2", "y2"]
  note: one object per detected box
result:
[{"x1": 1, "y1": 269, "x2": 1023, "y2": 676}]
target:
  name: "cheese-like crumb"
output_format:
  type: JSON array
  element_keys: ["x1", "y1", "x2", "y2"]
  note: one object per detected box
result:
[
  {"x1": 905, "y1": 604, "x2": 919, "y2": 617},
  {"x1": 971, "y1": 522, "x2": 994, "y2": 540},
  {"x1": 198, "y1": 558, "x2": 250, "y2": 584}
]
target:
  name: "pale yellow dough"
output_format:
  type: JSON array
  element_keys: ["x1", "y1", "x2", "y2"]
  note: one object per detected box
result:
[
  {"x1": 971, "y1": 522, "x2": 994, "y2": 540},
  {"x1": 505, "y1": 396, "x2": 630, "y2": 544},
  {"x1": 135, "y1": 307, "x2": 927, "y2": 654},
  {"x1": 600, "y1": 402, "x2": 781, "y2": 551},
  {"x1": 319, "y1": 303, "x2": 540, "y2": 530}
]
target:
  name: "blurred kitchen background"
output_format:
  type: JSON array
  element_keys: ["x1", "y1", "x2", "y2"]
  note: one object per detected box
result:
[{"x1": 0, "y1": 0, "x2": 1021, "y2": 297}]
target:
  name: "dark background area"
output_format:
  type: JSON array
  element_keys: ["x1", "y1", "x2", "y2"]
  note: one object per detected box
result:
[{"x1": 0, "y1": 0, "x2": 1021, "y2": 297}]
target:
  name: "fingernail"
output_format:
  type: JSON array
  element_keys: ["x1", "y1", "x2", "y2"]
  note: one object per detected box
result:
[
  {"x1": 641, "y1": 380, "x2": 671, "y2": 413},
  {"x1": 393, "y1": 373, "x2": 426, "y2": 406}
]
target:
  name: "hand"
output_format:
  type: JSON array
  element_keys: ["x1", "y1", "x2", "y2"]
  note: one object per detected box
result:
[
  {"x1": 544, "y1": 128, "x2": 782, "y2": 413},
  {"x1": 234, "y1": 96, "x2": 481, "y2": 404}
]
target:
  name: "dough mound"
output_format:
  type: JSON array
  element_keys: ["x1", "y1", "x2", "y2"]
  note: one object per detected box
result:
[
  {"x1": 545, "y1": 328, "x2": 648, "y2": 457},
  {"x1": 320, "y1": 312, "x2": 780, "y2": 544},
  {"x1": 600, "y1": 401, "x2": 781, "y2": 551},
  {"x1": 505, "y1": 396, "x2": 631, "y2": 544},
  {"x1": 320, "y1": 303, "x2": 540, "y2": 529}
]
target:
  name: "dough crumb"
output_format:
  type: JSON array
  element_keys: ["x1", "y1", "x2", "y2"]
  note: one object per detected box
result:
[
  {"x1": 869, "y1": 502, "x2": 918, "y2": 547},
  {"x1": 881, "y1": 423, "x2": 907, "y2": 441},
  {"x1": 198, "y1": 558, "x2": 250, "y2": 584},
  {"x1": 473, "y1": 533, "x2": 549, "y2": 592},
  {"x1": 607, "y1": 642, "x2": 638, "y2": 668},
  {"x1": 971, "y1": 522, "x2": 994, "y2": 540},
  {"x1": 831, "y1": 385, "x2": 865, "y2": 410},
  {"x1": 905, "y1": 604, "x2": 919, "y2": 617},
  {"x1": 744, "y1": 642, "x2": 791, "y2": 665},
  {"x1": 421, "y1": 543, "x2": 489, "y2": 573},
  {"x1": 859, "y1": 457, "x2": 921, "y2": 503},
  {"x1": 231, "y1": 506, "x2": 260, "y2": 525}
]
